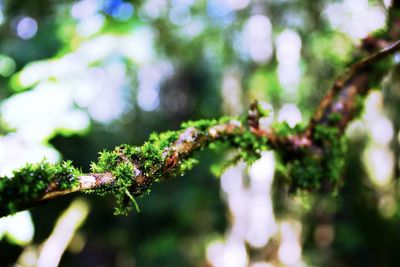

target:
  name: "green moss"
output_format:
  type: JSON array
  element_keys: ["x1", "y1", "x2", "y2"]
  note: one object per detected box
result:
[
  {"x1": 112, "y1": 162, "x2": 136, "y2": 215},
  {"x1": 290, "y1": 156, "x2": 323, "y2": 190},
  {"x1": 181, "y1": 119, "x2": 219, "y2": 131},
  {"x1": 91, "y1": 150, "x2": 118, "y2": 173},
  {"x1": 87, "y1": 116, "x2": 275, "y2": 214},
  {"x1": 0, "y1": 113, "x2": 351, "y2": 217},
  {"x1": 0, "y1": 160, "x2": 80, "y2": 216},
  {"x1": 88, "y1": 126, "x2": 190, "y2": 214},
  {"x1": 327, "y1": 112, "x2": 343, "y2": 124},
  {"x1": 89, "y1": 142, "x2": 164, "y2": 214},
  {"x1": 181, "y1": 116, "x2": 271, "y2": 166},
  {"x1": 287, "y1": 124, "x2": 347, "y2": 193},
  {"x1": 180, "y1": 116, "x2": 234, "y2": 131},
  {"x1": 233, "y1": 132, "x2": 268, "y2": 164},
  {"x1": 273, "y1": 122, "x2": 306, "y2": 137},
  {"x1": 177, "y1": 157, "x2": 199, "y2": 175}
]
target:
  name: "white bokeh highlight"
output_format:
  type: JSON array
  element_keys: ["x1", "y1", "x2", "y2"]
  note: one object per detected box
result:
[{"x1": 243, "y1": 15, "x2": 273, "y2": 63}]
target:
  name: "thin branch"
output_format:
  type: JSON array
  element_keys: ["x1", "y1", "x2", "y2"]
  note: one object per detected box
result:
[
  {"x1": 305, "y1": 39, "x2": 400, "y2": 139},
  {"x1": 40, "y1": 172, "x2": 114, "y2": 201}
]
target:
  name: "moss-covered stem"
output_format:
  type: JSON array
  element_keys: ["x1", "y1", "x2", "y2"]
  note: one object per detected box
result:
[
  {"x1": 0, "y1": 119, "x2": 272, "y2": 217},
  {"x1": 0, "y1": 38, "x2": 399, "y2": 218},
  {"x1": 40, "y1": 172, "x2": 114, "y2": 201}
]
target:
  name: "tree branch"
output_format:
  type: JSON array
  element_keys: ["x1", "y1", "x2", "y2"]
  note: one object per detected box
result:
[{"x1": 1, "y1": 37, "x2": 399, "y2": 218}]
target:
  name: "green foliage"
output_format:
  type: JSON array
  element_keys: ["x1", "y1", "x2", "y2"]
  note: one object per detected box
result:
[
  {"x1": 354, "y1": 94, "x2": 366, "y2": 118},
  {"x1": 91, "y1": 150, "x2": 119, "y2": 173},
  {"x1": 0, "y1": 160, "x2": 80, "y2": 217}
]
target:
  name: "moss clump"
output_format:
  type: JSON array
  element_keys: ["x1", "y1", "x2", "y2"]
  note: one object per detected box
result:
[
  {"x1": 0, "y1": 160, "x2": 80, "y2": 216},
  {"x1": 89, "y1": 128, "x2": 187, "y2": 215},
  {"x1": 315, "y1": 125, "x2": 347, "y2": 189},
  {"x1": 288, "y1": 124, "x2": 347, "y2": 193},
  {"x1": 90, "y1": 144, "x2": 163, "y2": 215},
  {"x1": 327, "y1": 112, "x2": 343, "y2": 124},
  {"x1": 181, "y1": 118, "x2": 219, "y2": 131},
  {"x1": 273, "y1": 122, "x2": 306, "y2": 137},
  {"x1": 289, "y1": 156, "x2": 323, "y2": 190},
  {"x1": 182, "y1": 116, "x2": 269, "y2": 165},
  {"x1": 227, "y1": 130, "x2": 268, "y2": 164},
  {"x1": 88, "y1": 116, "x2": 274, "y2": 215},
  {"x1": 181, "y1": 116, "x2": 233, "y2": 130}
]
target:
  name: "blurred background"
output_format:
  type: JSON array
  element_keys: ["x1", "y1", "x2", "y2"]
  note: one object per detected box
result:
[{"x1": 0, "y1": 0, "x2": 399, "y2": 266}]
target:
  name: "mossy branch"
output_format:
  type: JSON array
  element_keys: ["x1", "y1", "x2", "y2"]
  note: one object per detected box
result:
[
  {"x1": 0, "y1": 117, "x2": 269, "y2": 217},
  {"x1": 1, "y1": 39, "x2": 399, "y2": 218}
]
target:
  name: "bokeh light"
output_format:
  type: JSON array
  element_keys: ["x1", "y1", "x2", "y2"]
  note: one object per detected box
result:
[
  {"x1": 362, "y1": 91, "x2": 395, "y2": 188},
  {"x1": 278, "y1": 104, "x2": 302, "y2": 127},
  {"x1": 276, "y1": 29, "x2": 302, "y2": 99},
  {"x1": 36, "y1": 199, "x2": 89, "y2": 267},
  {"x1": 0, "y1": 10, "x2": 4, "y2": 25},
  {"x1": 0, "y1": 55, "x2": 16, "y2": 77},
  {"x1": 278, "y1": 221, "x2": 303, "y2": 266},
  {"x1": 243, "y1": 15, "x2": 273, "y2": 63},
  {"x1": 324, "y1": 0, "x2": 386, "y2": 40},
  {"x1": 15, "y1": 16, "x2": 38, "y2": 40},
  {"x1": 0, "y1": 211, "x2": 34, "y2": 246}
]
